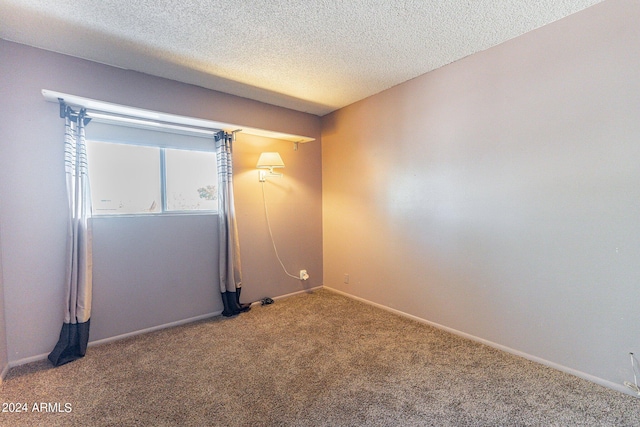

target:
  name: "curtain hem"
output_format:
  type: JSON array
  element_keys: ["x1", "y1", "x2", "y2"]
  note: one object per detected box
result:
[
  {"x1": 221, "y1": 289, "x2": 251, "y2": 317},
  {"x1": 48, "y1": 319, "x2": 91, "y2": 367}
]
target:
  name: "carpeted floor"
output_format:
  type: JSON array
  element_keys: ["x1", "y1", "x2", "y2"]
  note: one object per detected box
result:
[{"x1": 1, "y1": 289, "x2": 639, "y2": 426}]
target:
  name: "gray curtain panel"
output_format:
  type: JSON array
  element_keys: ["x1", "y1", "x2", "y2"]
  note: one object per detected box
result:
[
  {"x1": 49, "y1": 106, "x2": 93, "y2": 366},
  {"x1": 216, "y1": 132, "x2": 249, "y2": 316}
]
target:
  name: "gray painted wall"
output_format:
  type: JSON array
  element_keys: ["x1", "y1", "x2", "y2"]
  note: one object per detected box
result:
[
  {"x1": 0, "y1": 40, "x2": 322, "y2": 363},
  {"x1": 90, "y1": 215, "x2": 219, "y2": 342},
  {"x1": 322, "y1": 0, "x2": 639, "y2": 392}
]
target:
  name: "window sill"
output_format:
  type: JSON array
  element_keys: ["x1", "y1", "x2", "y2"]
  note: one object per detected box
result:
[{"x1": 91, "y1": 211, "x2": 218, "y2": 219}]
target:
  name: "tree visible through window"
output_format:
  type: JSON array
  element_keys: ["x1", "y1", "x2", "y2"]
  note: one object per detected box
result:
[{"x1": 165, "y1": 148, "x2": 217, "y2": 211}]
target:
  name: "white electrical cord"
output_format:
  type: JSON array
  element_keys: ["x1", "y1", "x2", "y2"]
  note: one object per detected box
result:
[
  {"x1": 261, "y1": 180, "x2": 299, "y2": 279},
  {"x1": 632, "y1": 353, "x2": 639, "y2": 388},
  {"x1": 624, "y1": 353, "x2": 640, "y2": 396}
]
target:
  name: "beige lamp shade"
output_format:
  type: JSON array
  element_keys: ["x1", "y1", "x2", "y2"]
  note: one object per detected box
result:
[
  {"x1": 257, "y1": 152, "x2": 285, "y2": 182},
  {"x1": 256, "y1": 152, "x2": 285, "y2": 169}
]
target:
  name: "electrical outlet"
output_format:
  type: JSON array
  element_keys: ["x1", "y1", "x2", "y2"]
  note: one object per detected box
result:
[
  {"x1": 344, "y1": 274, "x2": 350, "y2": 284},
  {"x1": 299, "y1": 270, "x2": 309, "y2": 280}
]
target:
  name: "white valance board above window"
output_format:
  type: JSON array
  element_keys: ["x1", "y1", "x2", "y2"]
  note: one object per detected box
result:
[{"x1": 42, "y1": 89, "x2": 316, "y2": 145}]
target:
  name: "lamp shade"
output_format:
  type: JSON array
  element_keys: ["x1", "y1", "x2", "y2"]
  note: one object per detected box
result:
[{"x1": 256, "y1": 152, "x2": 285, "y2": 169}]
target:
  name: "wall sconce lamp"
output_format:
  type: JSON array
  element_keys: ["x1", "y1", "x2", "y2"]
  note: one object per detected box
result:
[{"x1": 257, "y1": 152, "x2": 285, "y2": 182}]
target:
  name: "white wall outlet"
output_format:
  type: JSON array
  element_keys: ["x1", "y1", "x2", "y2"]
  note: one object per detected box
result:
[
  {"x1": 299, "y1": 270, "x2": 309, "y2": 280},
  {"x1": 344, "y1": 274, "x2": 350, "y2": 284}
]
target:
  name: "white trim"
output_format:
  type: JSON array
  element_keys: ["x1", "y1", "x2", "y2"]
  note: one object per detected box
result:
[
  {"x1": 6, "y1": 288, "x2": 323, "y2": 369},
  {"x1": 249, "y1": 285, "x2": 324, "y2": 307},
  {"x1": 42, "y1": 89, "x2": 315, "y2": 143},
  {"x1": 324, "y1": 286, "x2": 638, "y2": 398},
  {"x1": 8, "y1": 352, "x2": 49, "y2": 368},
  {"x1": 8, "y1": 311, "x2": 222, "y2": 368},
  {"x1": 88, "y1": 311, "x2": 223, "y2": 347}
]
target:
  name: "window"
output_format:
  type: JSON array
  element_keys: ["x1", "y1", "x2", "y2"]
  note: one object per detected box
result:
[
  {"x1": 165, "y1": 148, "x2": 217, "y2": 212},
  {"x1": 85, "y1": 122, "x2": 218, "y2": 215},
  {"x1": 87, "y1": 142, "x2": 162, "y2": 214}
]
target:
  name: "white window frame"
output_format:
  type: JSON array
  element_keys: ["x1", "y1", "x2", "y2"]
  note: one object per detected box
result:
[{"x1": 85, "y1": 117, "x2": 220, "y2": 217}]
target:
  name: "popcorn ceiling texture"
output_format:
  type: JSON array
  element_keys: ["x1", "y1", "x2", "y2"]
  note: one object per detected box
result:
[{"x1": 0, "y1": 0, "x2": 603, "y2": 115}]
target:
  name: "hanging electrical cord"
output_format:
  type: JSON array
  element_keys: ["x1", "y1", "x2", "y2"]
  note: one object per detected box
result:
[
  {"x1": 624, "y1": 353, "x2": 640, "y2": 396},
  {"x1": 261, "y1": 180, "x2": 299, "y2": 279}
]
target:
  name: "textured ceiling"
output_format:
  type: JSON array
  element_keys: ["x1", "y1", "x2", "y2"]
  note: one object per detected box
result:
[{"x1": 1, "y1": 0, "x2": 603, "y2": 116}]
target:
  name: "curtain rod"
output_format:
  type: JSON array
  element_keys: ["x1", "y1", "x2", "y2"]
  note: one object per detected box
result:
[
  {"x1": 42, "y1": 89, "x2": 315, "y2": 144},
  {"x1": 58, "y1": 98, "x2": 226, "y2": 139}
]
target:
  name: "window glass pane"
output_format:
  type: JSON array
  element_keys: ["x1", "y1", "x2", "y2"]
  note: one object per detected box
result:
[
  {"x1": 165, "y1": 149, "x2": 217, "y2": 211},
  {"x1": 87, "y1": 141, "x2": 161, "y2": 214}
]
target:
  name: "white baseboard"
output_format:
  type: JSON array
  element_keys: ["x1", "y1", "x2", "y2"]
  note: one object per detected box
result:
[
  {"x1": 88, "y1": 311, "x2": 223, "y2": 347},
  {"x1": 8, "y1": 311, "x2": 224, "y2": 368},
  {"x1": 9, "y1": 351, "x2": 52, "y2": 368},
  {"x1": 324, "y1": 286, "x2": 636, "y2": 398},
  {"x1": 7, "y1": 287, "x2": 324, "y2": 370},
  {"x1": 14, "y1": 284, "x2": 627, "y2": 398},
  {"x1": 250, "y1": 285, "x2": 324, "y2": 307}
]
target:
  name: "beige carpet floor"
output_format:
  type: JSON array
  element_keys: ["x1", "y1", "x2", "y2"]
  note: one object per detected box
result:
[{"x1": 1, "y1": 289, "x2": 639, "y2": 426}]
